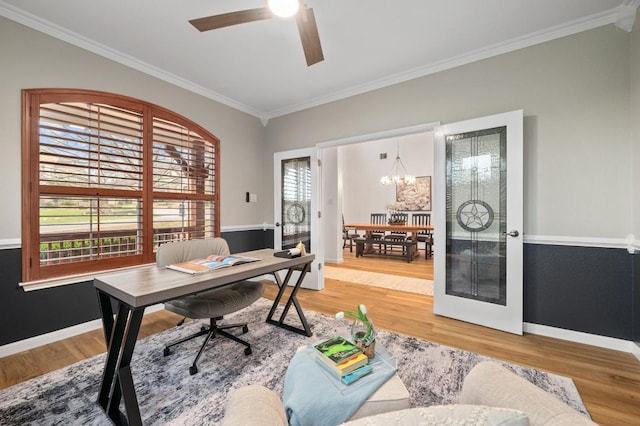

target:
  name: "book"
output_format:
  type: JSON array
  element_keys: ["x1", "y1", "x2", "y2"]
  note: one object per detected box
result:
[
  {"x1": 316, "y1": 352, "x2": 369, "y2": 377},
  {"x1": 166, "y1": 254, "x2": 260, "y2": 275},
  {"x1": 314, "y1": 336, "x2": 368, "y2": 377},
  {"x1": 340, "y1": 364, "x2": 374, "y2": 386},
  {"x1": 314, "y1": 336, "x2": 363, "y2": 364}
]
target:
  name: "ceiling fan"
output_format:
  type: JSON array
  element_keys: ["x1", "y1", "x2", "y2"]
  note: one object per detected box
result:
[{"x1": 189, "y1": 0, "x2": 324, "y2": 66}]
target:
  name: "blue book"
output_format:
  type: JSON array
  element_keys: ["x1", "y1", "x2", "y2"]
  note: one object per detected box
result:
[{"x1": 340, "y1": 364, "x2": 373, "y2": 385}]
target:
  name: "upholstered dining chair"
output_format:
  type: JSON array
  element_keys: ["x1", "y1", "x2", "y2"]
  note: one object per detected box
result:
[
  {"x1": 411, "y1": 213, "x2": 433, "y2": 259},
  {"x1": 157, "y1": 238, "x2": 264, "y2": 375}
]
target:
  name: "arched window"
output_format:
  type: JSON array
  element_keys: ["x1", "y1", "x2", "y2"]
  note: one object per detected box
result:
[{"x1": 22, "y1": 89, "x2": 219, "y2": 282}]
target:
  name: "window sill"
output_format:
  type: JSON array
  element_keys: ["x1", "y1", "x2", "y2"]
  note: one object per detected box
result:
[{"x1": 20, "y1": 263, "x2": 156, "y2": 292}]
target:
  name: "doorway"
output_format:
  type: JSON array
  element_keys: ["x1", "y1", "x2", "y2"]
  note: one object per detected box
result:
[{"x1": 319, "y1": 123, "x2": 438, "y2": 293}]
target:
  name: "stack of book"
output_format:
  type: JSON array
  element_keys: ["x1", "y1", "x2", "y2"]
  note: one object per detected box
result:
[{"x1": 313, "y1": 336, "x2": 373, "y2": 385}]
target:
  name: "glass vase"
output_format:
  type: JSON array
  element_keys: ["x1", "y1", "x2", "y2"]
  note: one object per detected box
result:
[{"x1": 351, "y1": 319, "x2": 376, "y2": 358}]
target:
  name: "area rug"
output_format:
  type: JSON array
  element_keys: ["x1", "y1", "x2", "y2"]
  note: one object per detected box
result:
[
  {"x1": 324, "y1": 265, "x2": 433, "y2": 296},
  {"x1": 0, "y1": 299, "x2": 588, "y2": 425}
]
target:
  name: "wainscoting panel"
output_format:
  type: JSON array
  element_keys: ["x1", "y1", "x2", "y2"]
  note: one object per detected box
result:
[
  {"x1": 524, "y1": 244, "x2": 633, "y2": 340},
  {"x1": 0, "y1": 231, "x2": 274, "y2": 346},
  {"x1": 0, "y1": 249, "x2": 99, "y2": 346},
  {"x1": 633, "y1": 253, "x2": 640, "y2": 347},
  {"x1": 0, "y1": 231, "x2": 635, "y2": 349}
]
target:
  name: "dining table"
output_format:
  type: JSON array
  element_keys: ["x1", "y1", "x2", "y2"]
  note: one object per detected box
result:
[{"x1": 344, "y1": 222, "x2": 433, "y2": 260}]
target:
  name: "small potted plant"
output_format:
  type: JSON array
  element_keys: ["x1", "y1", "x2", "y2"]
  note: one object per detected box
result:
[{"x1": 336, "y1": 304, "x2": 376, "y2": 358}]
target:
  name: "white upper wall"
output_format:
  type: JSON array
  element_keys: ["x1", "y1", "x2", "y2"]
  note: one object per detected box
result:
[
  {"x1": 0, "y1": 17, "x2": 266, "y2": 239},
  {"x1": 265, "y1": 25, "x2": 634, "y2": 239},
  {"x1": 341, "y1": 132, "x2": 434, "y2": 224}
]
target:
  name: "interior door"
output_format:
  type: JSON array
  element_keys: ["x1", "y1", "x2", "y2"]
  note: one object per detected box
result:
[
  {"x1": 274, "y1": 148, "x2": 323, "y2": 290},
  {"x1": 433, "y1": 110, "x2": 523, "y2": 334}
]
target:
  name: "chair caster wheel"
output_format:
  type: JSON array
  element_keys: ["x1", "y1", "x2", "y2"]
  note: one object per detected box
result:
[
  {"x1": 244, "y1": 347, "x2": 252, "y2": 356},
  {"x1": 189, "y1": 365, "x2": 198, "y2": 375},
  {"x1": 242, "y1": 325, "x2": 249, "y2": 333},
  {"x1": 163, "y1": 347, "x2": 171, "y2": 357}
]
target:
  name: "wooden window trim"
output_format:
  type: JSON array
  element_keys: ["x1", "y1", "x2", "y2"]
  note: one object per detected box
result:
[{"x1": 21, "y1": 88, "x2": 220, "y2": 282}]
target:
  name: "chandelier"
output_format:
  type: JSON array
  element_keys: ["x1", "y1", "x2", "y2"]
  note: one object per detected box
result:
[{"x1": 380, "y1": 140, "x2": 416, "y2": 185}]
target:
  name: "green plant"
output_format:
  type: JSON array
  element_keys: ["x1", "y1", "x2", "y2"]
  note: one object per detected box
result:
[{"x1": 336, "y1": 304, "x2": 374, "y2": 343}]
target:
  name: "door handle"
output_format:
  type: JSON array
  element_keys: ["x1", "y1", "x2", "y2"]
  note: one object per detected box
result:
[
  {"x1": 275, "y1": 222, "x2": 281, "y2": 227},
  {"x1": 502, "y1": 230, "x2": 519, "y2": 237}
]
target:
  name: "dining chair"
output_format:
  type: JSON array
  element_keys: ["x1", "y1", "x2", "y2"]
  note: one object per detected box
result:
[
  {"x1": 384, "y1": 212, "x2": 409, "y2": 253},
  {"x1": 411, "y1": 213, "x2": 433, "y2": 258},
  {"x1": 370, "y1": 213, "x2": 387, "y2": 252},
  {"x1": 342, "y1": 214, "x2": 361, "y2": 252}
]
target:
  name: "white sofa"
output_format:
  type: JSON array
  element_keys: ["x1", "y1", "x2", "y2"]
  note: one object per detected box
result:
[{"x1": 222, "y1": 361, "x2": 597, "y2": 426}]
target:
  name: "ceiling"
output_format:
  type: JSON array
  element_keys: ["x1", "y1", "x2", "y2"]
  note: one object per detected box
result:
[{"x1": 1, "y1": 1, "x2": 637, "y2": 122}]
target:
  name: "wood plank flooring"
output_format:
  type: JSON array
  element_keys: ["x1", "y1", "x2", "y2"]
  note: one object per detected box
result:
[{"x1": 1, "y1": 249, "x2": 638, "y2": 425}]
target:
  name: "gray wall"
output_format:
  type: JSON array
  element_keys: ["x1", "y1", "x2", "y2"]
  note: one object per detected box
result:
[
  {"x1": 0, "y1": 16, "x2": 268, "y2": 237},
  {"x1": 263, "y1": 25, "x2": 634, "y2": 240},
  {"x1": 0, "y1": 14, "x2": 638, "y2": 346},
  {"x1": 631, "y1": 9, "x2": 640, "y2": 349}
]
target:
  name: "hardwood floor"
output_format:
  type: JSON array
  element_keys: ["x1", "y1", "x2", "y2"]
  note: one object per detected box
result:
[{"x1": 1, "y1": 249, "x2": 638, "y2": 425}]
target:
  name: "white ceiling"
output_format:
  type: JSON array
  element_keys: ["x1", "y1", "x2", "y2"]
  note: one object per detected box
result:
[{"x1": 1, "y1": 0, "x2": 637, "y2": 121}]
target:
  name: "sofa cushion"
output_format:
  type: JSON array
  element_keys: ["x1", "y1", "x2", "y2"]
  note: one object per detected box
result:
[
  {"x1": 222, "y1": 384, "x2": 288, "y2": 426},
  {"x1": 341, "y1": 405, "x2": 529, "y2": 425},
  {"x1": 459, "y1": 362, "x2": 595, "y2": 425}
]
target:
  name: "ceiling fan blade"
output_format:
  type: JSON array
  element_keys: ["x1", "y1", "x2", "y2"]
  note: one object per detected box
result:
[
  {"x1": 296, "y1": 7, "x2": 324, "y2": 66},
  {"x1": 189, "y1": 8, "x2": 273, "y2": 32}
]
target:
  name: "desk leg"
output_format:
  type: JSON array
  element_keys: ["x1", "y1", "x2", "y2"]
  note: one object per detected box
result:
[
  {"x1": 266, "y1": 262, "x2": 313, "y2": 337},
  {"x1": 96, "y1": 290, "x2": 144, "y2": 426}
]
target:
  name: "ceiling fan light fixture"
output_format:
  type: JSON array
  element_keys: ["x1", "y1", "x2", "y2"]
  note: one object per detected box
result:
[{"x1": 268, "y1": 0, "x2": 299, "y2": 18}]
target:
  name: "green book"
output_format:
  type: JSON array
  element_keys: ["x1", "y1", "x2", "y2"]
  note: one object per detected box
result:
[{"x1": 314, "y1": 336, "x2": 363, "y2": 364}]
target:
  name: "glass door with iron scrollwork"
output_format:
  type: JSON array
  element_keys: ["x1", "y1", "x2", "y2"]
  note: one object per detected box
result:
[
  {"x1": 274, "y1": 148, "x2": 323, "y2": 290},
  {"x1": 434, "y1": 110, "x2": 523, "y2": 335},
  {"x1": 281, "y1": 157, "x2": 312, "y2": 250}
]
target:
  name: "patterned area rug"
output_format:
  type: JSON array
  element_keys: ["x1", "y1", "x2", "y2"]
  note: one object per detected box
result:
[
  {"x1": 324, "y1": 266, "x2": 433, "y2": 296},
  {"x1": 0, "y1": 299, "x2": 588, "y2": 425}
]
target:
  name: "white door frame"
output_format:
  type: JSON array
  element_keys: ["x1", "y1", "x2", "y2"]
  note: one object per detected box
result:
[
  {"x1": 433, "y1": 110, "x2": 524, "y2": 335},
  {"x1": 274, "y1": 147, "x2": 323, "y2": 290}
]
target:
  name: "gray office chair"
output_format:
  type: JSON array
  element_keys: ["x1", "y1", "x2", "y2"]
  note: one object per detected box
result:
[{"x1": 157, "y1": 238, "x2": 264, "y2": 375}]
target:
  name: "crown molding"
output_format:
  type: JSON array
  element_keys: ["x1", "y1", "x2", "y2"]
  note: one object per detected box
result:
[
  {"x1": 0, "y1": 2, "x2": 264, "y2": 120},
  {"x1": 616, "y1": 1, "x2": 640, "y2": 31},
  {"x1": 0, "y1": 1, "x2": 632, "y2": 121},
  {"x1": 264, "y1": 8, "x2": 628, "y2": 119}
]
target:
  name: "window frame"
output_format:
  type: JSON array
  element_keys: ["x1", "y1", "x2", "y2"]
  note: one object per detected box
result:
[{"x1": 21, "y1": 88, "x2": 220, "y2": 282}]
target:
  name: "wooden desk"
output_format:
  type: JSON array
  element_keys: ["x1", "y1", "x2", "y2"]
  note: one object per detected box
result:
[
  {"x1": 93, "y1": 248, "x2": 315, "y2": 426},
  {"x1": 344, "y1": 223, "x2": 434, "y2": 260}
]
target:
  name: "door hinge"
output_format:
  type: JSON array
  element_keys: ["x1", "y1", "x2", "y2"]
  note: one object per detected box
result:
[
  {"x1": 317, "y1": 159, "x2": 321, "y2": 167},
  {"x1": 317, "y1": 211, "x2": 321, "y2": 218}
]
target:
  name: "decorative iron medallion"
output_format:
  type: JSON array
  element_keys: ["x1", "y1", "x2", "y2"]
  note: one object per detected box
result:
[
  {"x1": 286, "y1": 203, "x2": 306, "y2": 225},
  {"x1": 456, "y1": 200, "x2": 494, "y2": 232}
]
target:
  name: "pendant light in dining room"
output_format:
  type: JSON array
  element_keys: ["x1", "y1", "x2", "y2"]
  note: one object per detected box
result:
[{"x1": 380, "y1": 139, "x2": 416, "y2": 185}]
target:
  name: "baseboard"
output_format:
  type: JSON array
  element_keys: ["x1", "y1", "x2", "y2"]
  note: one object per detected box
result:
[
  {"x1": 2, "y1": 305, "x2": 634, "y2": 360},
  {"x1": 632, "y1": 342, "x2": 640, "y2": 362},
  {"x1": 0, "y1": 304, "x2": 164, "y2": 358},
  {"x1": 524, "y1": 322, "x2": 634, "y2": 353}
]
